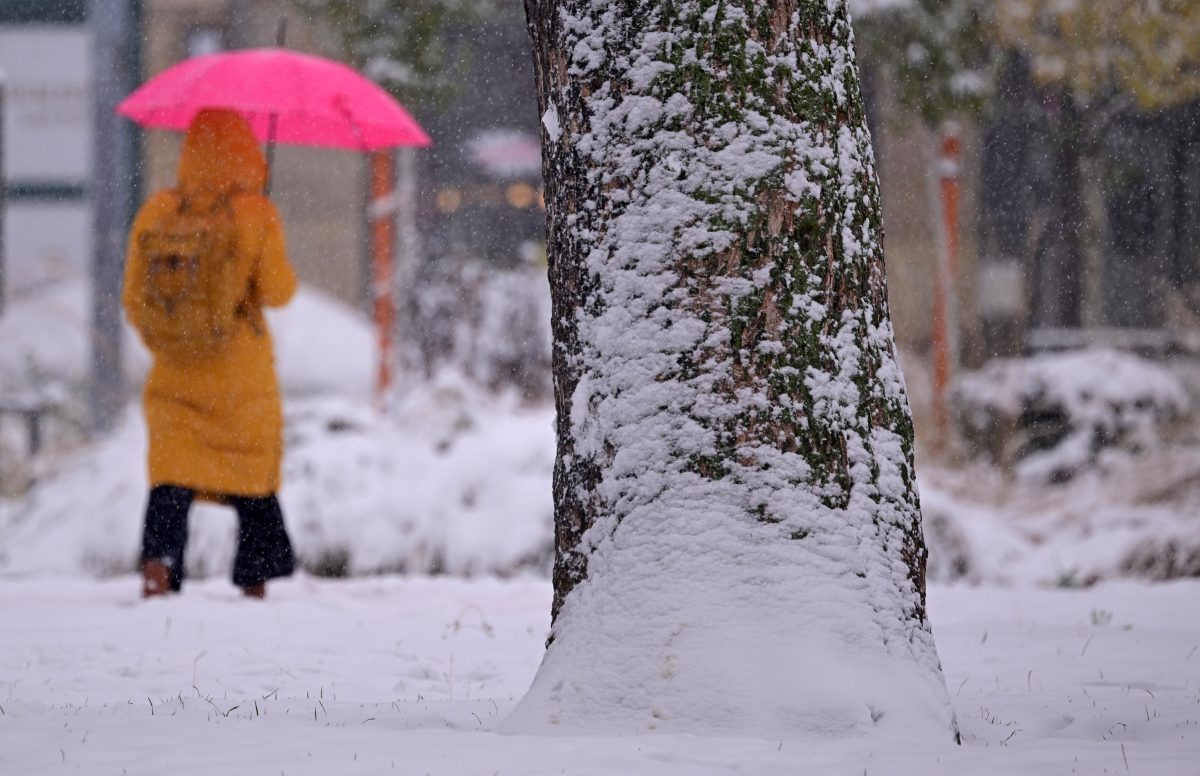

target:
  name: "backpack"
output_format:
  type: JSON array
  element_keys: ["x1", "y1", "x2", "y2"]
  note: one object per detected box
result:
[{"x1": 134, "y1": 191, "x2": 246, "y2": 361}]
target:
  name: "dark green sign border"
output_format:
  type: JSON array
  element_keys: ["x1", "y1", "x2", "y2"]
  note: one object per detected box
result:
[
  {"x1": 0, "y1": 0, "x2": 87, "y2": 24},
  {"x1": 5, "y1": 182, "x2": 87, "y2": 200}
]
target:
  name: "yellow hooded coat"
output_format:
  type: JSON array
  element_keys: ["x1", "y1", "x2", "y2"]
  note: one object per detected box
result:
[{"x1": 123, "y1": 109, "x2": 297, "y2": 497}]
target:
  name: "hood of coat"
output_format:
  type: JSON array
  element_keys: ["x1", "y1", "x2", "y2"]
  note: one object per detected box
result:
[{"x1": 177, "y1": 108, "x2": 266, "y2": 195}]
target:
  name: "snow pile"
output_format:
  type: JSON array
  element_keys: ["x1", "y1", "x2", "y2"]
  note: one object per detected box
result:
[
  {"x1": 0, "y1": 373, "x2": 554, "y2": 580},
  {"x1": 921, "y1": 446, "x2": 1200, "y2": 586},
  {"x1": 920, "y1": 348, "x2": 1200, "y2": 585},
  {"x1": 0, "y1": 279, "x2": 150, "y2": 392},
  {"x1": 409, "y1": 260, "x2": 551, "y2": 400},
  {"x1": 954, "y1": 348, "x2": 1191, "y2": 484},
  {"x1": 267, "y1": 289, "x2": 375, "y2": 398},
  {"x1": 848, "y1": 0, "x2": 912, "y2": 17},
  {"x1": 283, "y1": 379, "x2": 553, "y2": 576}
]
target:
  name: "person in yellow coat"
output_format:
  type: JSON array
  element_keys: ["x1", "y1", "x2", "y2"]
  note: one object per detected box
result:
[{"x1": 123, "y1": 108, "x2": 297, "y2": 599}]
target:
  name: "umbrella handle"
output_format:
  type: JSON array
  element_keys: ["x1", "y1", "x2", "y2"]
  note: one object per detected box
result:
[
  {"x1": 263, "y1": 18, "x2": 287, "y2": 196},
  {"x1": 265, "y1": 112, "x2": 278, "y2": 195}
]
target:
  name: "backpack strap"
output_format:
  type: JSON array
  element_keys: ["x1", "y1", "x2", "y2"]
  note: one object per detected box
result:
[
  {"x1": 225, "y1": 190, "x2": 267, "y2": 337},
  {"x1": 168, "y1": 187, "x2": 188, "y2": 214}
]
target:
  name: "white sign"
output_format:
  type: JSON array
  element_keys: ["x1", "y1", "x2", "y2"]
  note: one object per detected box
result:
[
  {"x1": 0, "y1": 26, "x2": 93, "y2": 181},
  {"x1": 1, "y1": 25, "x2": 93, "y2": 298},
  {"x1": 978, "y1": 260, "x2": 1026, "y2": 316},
  {"x1": 3, "y1": 200, "x2": 90, "y2": 291}
]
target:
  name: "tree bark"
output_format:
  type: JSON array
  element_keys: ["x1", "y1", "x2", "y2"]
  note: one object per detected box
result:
[
  {"x1": 524, "y1": 0, "x2": 603, "y2": 620},
  {"x1": 516, "y1": 0, "x2": 957, "y2": 739}
]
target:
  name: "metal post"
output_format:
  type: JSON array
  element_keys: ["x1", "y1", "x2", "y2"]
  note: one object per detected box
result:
[
  {"x1": 28, "y1": 408, "x2": 43, "y2": 457},
  {"x1": 263, "y1": 19, "x2": 287, "y2": 195},
  {"x1": 0, "y1": 72, "x2": 6, "y2": 318},
  {"x1": 369, "y1": 149, "x2": 397, "y2": 407},
  {"x1": 393, "y1": 145, "x2": 422, "y2": 390},
  {"x1": 89, "y1": 0, "x2": 139, "y2": 433},
  {"x1": 930, "y1": 122, "x2": 962, "y2": 452},
  {"x1": 228, "y1": 0, "x2": 251, "y2": 48}
]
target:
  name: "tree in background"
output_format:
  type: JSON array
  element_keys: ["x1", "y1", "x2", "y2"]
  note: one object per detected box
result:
[
  {"x1": 859, "y1": 0, "x2": 1200, "y2": 334},
  {"x1": 859, "y1": 0, "x2": 995, "y2": 124},
  {"x1": 996, "y1": 1, "x2": 1200, "y2": 329},
  {"x1": 861, "y1": 0, "x2": 1200, "y2": 118},
  {"x1": 293, "y1": 0, "x2": 488, "y2": 110},
  {"x1": 994, "y1": 0, "x2": 1200, "y2": 111},
  {"x1": 507, "y1": 0, "x2": 958, "y2": 739}
]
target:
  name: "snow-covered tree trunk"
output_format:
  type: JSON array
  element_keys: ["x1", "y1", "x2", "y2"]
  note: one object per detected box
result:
[{"x1": 510, "y1": 0, "x2": 958, "y2": 740}]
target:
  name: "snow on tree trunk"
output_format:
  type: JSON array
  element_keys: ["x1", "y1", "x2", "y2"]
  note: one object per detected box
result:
[{"x1": 508, "y1": 0, "x2": 959, "y2": 740}]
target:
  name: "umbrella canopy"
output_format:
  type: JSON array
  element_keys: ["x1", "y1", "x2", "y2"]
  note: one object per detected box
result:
[{"x1": 117, "y1": 48, "x2": 431, "y2": 151}]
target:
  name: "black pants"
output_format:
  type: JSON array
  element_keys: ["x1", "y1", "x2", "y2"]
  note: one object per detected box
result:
[{"x1": 141, "y1": 485, "x2": 295, "y2": 591}]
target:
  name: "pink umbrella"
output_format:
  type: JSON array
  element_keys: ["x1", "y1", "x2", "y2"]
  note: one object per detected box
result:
[
  {"x1": 118, "y1": 47, "x2": 431, "y2": 405},
  {"x1": 116, "y1": 48, "x2": 431, "y2": 151}
]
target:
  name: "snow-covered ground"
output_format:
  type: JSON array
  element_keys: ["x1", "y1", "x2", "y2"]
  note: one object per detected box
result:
[{"x1": 1, "y1": 575, "x2": 1197, "y2": 775}]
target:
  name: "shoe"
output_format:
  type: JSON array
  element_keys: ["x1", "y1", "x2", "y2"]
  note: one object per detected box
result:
[
  {"x1": 141, "y1": 560, "x2": 172, "y2": 598},
  {"x1": 242, "y1": 583, "x2": 266, "y2": 599}
]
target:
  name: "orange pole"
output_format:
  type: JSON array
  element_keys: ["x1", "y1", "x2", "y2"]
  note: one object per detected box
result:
[
  {"x1": 370, "y1": 149, "x2": 396, "y2": 406},
  {"x1": 931, "y1": 125, "x2": 962, "y2": 448}
]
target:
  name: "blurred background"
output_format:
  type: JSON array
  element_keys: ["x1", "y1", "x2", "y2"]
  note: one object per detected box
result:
[{"x1": 1, "y1": 0, "x2": 1198, "y2": 587}]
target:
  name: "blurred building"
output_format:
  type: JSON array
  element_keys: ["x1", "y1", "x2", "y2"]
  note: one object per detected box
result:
[{"x1": 0, "y1": 0, "x2": 368, "y2": 308}]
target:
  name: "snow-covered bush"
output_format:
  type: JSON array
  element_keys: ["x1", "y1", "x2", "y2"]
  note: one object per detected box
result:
[
  {"x1": 0, "y1": 373, "x2": 554, "y2": 580},
  {"x1": 282, "y1": 376, "x2": 554, "y2": 576},
  {"x1": 407, "y1": 259, "x2": 551, "y2": 402},
  {"x1": 954, "y1": 349, "x2": 1191, "y2": 483},
  {"x1": 1119, "y1": 533, "x2": 1200, "y2": 580},
  {"x1": 927, "y1": 350, "x2": 1200, "y2": 585},
  {"x1": 917, "y1": 459, "x2": 1200, "y2": 586}
]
